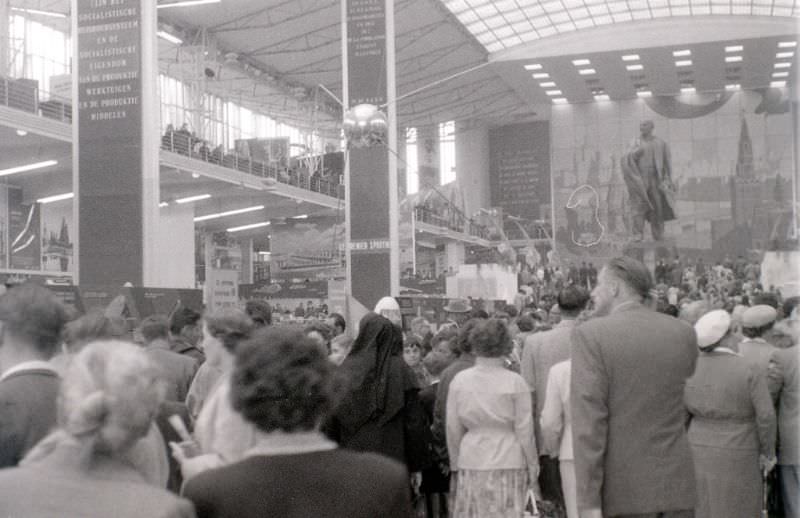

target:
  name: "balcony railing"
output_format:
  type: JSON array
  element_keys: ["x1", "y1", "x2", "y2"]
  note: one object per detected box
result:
[
  {"x1": 0, "y1": 75, "x2": 343, "y2": 200},
  {"x1": 160, "y1": 131, "x2": 344, "y2": 199},
  {"x1": 414, "y1": 205, "x2": 491, "y2": 240}
]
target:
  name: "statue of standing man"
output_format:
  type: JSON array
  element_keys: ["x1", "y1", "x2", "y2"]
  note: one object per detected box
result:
[{"x1": 621, "y1": 120, "x2": 677, "y2": 242}]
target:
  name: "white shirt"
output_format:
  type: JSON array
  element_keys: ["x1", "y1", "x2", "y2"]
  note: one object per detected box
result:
[
  {"x1": 540, "y1": 359, "x2": 573, "y2": 461},
  {"x1": 446, "y1": 357, "x2": 537, "y2": 471}
]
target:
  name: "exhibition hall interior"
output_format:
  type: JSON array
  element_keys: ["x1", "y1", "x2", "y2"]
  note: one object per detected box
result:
[
  {"x1": 0, "y1": 1, "x2": 798, "y2": 518},
  {"x1": 0, "y1": 0, "x2": 795, "y2": 316}
]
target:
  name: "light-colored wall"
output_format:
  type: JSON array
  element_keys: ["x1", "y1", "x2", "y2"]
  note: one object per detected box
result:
[
  {"x1": 151, "y1": 203, "x2": 195, "y2": 288},
  {"x1": 455, "y1": 119, "x2": 491, "y2": 218}
]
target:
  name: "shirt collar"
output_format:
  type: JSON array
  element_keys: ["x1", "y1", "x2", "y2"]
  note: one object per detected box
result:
[
  {"x1": 611, "y1": 300, "x2": 641, "y2": 314},
  {"x1": 474, "y1": 356, "x2": 506, "y2": 368},
  {"x1": 0, "y1": 360, "x2": 58, "y2": 382},
  {"x1": 244, "y1": 430, "x2": 337, "y2": 458}
]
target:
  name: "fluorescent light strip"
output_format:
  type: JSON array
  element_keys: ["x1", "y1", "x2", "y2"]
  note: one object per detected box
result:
[
  {"x1": 771, "y1": 80, "x2": 787, "y2": 87},
  {"x1": 778, "y1": 41, "x2": 797, "y2": 48},
  {"x1": 725, "y1": 45, "x2": 743, "y2": 52},
  {"x1": 227, "y1": 221, "x2": 271, "y2": 232},
  {"x1": 157, "y1": 31, "x2": 182, "y2": 45},
  {"x1": 10, "y1": 7, "x2": 67, "y2": 18},
  {"x1": 626, "y1": 64, "x2": 643, "y2": 71},
  {"x1": 725, "y1": 55, "x2": 743, "y2": 63},
  {"x1": 594, "y1": 94, "x2": 610, "y2": 101},
  {"x1": 175, "y1": 194, "x2": 211, "y2": 204},
  {"x1": 776, "y1": 51, "x2": 795, "y2": 59},
  {"x1": 194, "y1": 205, "x2": 265, "y2": 222},
  {"x1": 292, "y1": 214, "x2": 309, "y2": 219},
  {"x1": 572, "y1": 59, "x2": 591, "y2": 66},
  {"x1": 552, "y1": 98, "x2": 568, "y2": 104},
  {"x1": 532, "y1": 73, "x2": 550, "y2": 79},
  {"x1": 622, "y1": 54, "x2": 640, "y2": 61},
  {"x1": 636, "y1": 90, "x2": 652, "y2": 98},
  {"x1": 0, "y1": 160, "x2": 58, "y2": 177},
  {"x1": 578, "y1": 68, "x2": 596, "y2": 75},
  {"x1": 159, "y1": 202, "x2": 170, "y2": 208},
  {"x1": 681, "y1": 86, "x2": 696, "y2": 93},
  {"x1": 524, "y1": 63, "x2": 543, "y2": 71},
  {"x1": 775, "y1": 62, "x2": 792, "y2": 68},
  {"x1": 673, "y1": 49, "x2": 691, "y2": 57},
  {"x1": 773, "y1": 71, "x2": 789, "y2": 77},
  {"x1": 545, "y1": 90, "x2": 562, "y2": 96},
  {"x1": 675, "y1": 60, "x2": 692, "y2": 67},
  {"x1": 725, "y1": 84, "x2": 740, "y2": 90},
  {"x1": 539, "y1": 81, "x2": 556, "y2": 87},
  {"x1": 157, "y1": 0, "x2": 220, "y2": 7},
  {"x1": 37, "y1": 192, "x2": 73, "y2": 204}
]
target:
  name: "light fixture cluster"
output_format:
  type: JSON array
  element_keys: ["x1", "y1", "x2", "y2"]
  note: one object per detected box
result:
[
  {"x1": 524, "y1": 63, "x2": 567, "y2": 105},
  {"x1": 771, "y1": 40, "x2": 795, "y2": 88}
]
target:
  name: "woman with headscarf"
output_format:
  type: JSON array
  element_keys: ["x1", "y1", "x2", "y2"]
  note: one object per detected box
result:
[
  {"x1": 328, "y1": 313, "x2": 430, "y2": 478},
  {"x1": 685, "y1": 309, "x2": 777, "y2": 518}
]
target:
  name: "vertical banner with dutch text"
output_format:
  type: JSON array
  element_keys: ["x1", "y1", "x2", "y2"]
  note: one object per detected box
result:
[
  {"x1": 346, "y1": 0, "x2": 391, "y2": 312},
  {"x1": 76, "y1": 0, "x2": 143, "y2": 286}
]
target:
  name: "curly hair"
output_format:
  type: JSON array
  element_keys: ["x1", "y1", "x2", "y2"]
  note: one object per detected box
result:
[
  {"x1": 245, "y1": 300, "x2": 272, "y2": 327},
  {"x1": 0, "y1": 283, "x2": 68, "y2": 357},
  {"x1": 468, "y1": 318, "x2": 513, "y2": 358},
  {"x1": 205, "y1": 308, "x2": 254, "y2": 353},
  {"x1": 231, "y1": 327, "x2": 339, "y2": 433}
]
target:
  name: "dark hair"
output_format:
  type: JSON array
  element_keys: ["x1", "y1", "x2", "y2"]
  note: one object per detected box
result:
[
  {"x1": 170, "y1": 307, "x2": 202, "y2": 335},
  {"x1": 422, "y1": 351, "x2": 452, "y2": 377},
  {"x1": 205, "y1": 308, "x2": 253, "y2": 353},
  {"x1": 742, "y1": 322, "x2": 774, "y2": 339},
  {"x1": 231, "y1": 328, "x2": 338, "y2": 433},
  {"x1": 454, "y1": 318, "x2": 482, "y2": 355},
  {"x1": 468, "y1": 308, "x2": 489, "y2": 320},
  {"x1": 0, "y1": 284, "x2": 68, "y2": 357},
  {"x1": 605, "y1": 256, "x2": 653, "y2": 300},
  {"x1": 506, "y1": 306, "x2": 519, "y2": 318},
  {"x1": 469, "y1": 318, "x2": 513, "y2": 358},
  {"x1": 557, "y1": 285, "x2": 590, "y2": 313},
  {"x1": 139, "y1": 315, "x2": 170, "y2": 343},
  {"x1": 244, "y1": 300, "x2": 272, "y2": 327},
  {"x1": 516, "y1": 314, "x2": 536, "y2": 332},
  {"x1": 656, "y1": 302, "x2": 680, "y2": 318},
  {"x1": 327, "y1": 312, "x2": 346, "y2": 332},
  {"x1": 304, "y1": 321, "x2": 333, "y2": 344},
  {"x1": 753, "y1": 293, "x2": 780, "y2": 310},
  {"x1": 783, "y1": 296, "x2": 800, "y2": 319},
  {"x1": 64, "y1": 311, "x2": 127, "y2": 351}
]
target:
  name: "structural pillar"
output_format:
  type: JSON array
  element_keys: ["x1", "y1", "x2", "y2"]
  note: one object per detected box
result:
[
  {"x1": 342, "y1": 0, "x2": 399, "y2": 327},
  {"x1": 73, "y1": 0, "x2": 160, "y2": 287},
  {"x1": 0, "y1": 0, "x2": 9, "y2": 76}
]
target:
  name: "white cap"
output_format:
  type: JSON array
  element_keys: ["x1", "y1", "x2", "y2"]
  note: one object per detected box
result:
[{"x1": 694, "y1": 309, "x2": 732, "y2": 348}]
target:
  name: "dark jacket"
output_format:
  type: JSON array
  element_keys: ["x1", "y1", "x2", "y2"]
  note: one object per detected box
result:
[
  {"x1": 571, "y1": 303, "x2": 697, "y2": 516},
  {"x1": 183, "y1": 449, "x2": 413, "y2": 518},
  {"x1": 0, "y1": 368, "x2": 59, "y2": 467}
]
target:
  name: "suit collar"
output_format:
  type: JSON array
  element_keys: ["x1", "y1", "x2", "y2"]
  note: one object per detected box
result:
[
  {"x1": 610, "y1": 300, "x2": 644, "y2": 315},
  {"x1": 0, "y1": 360, "x2": 58, "y2": 382}
]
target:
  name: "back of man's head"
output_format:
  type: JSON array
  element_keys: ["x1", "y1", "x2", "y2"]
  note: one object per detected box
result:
[
  {"x1": 245, "y1": 300, "x2": 272, "y2": 328},
  {"x1": 139, "y1": 315, "x2": 170, "y2": 344},
  {"x1": 558, "y1": 285, "x2": 590, "y2": 316},
  {"x1": 0, "y1": 283, "x2": 68, "y2": 359},
  {"x1": 605, "y1": 256, "x2": 653, "y2": 301},
  {"x1": 169, "y1": 306, "x2": 201, "y2": 336}
]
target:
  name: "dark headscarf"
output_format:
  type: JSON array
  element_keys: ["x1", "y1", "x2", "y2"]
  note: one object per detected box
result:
[{"x1": 336, "y1": 313, "x2": 413, "y2": 432}]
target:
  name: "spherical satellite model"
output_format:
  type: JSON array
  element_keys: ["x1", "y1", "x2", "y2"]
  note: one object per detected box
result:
[{"x1": 343, "y1": 104, "x2": 388, "y2": 147}]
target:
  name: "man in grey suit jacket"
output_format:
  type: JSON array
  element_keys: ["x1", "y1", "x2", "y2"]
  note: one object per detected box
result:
[
  {"x1": 571, "y1": 256, "x2": 697, "y2": 518},
  {"x1": 768, "y1": 336, "x2": 799, "y2": 518},
  {"x1": 521, "y1": 284, "x2": 590, "y2": 506},
  {"x1": 139, "y1": 315, "x2": 199, "y2": 402}
]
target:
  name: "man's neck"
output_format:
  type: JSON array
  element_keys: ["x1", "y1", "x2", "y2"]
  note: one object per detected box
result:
[
  {"x1": 0, "y1": 341, "x2": 48, "y2": 374},
  {"x1": 610, "y1": 297, "x2": 641, "y2": 314}
]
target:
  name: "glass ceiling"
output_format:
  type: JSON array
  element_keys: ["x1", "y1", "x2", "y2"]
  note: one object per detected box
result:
[{"x1": 441, "y1": 0, "x2": 800, "y2": 52}]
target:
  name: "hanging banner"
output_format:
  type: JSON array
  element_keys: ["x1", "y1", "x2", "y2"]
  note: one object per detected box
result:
[
  {"x1": 76, "y1": 0, "x2": 143, "y2": 285},
  {"x1": 345, "y1": 0, "x2": 392, "y2": 312}
]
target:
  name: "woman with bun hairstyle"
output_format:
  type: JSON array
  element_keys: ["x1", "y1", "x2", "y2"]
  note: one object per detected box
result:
[
  {"x1": 0, "y1": 341, "x2": 195, "y2": 517},
  {"x1": 171, "y1": 308, "x2": 255, "y2": 481}
]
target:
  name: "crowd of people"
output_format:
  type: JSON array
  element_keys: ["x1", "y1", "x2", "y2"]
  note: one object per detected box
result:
[{"x1": 0, "y1": 252, "x2": 796, "y2": 518}]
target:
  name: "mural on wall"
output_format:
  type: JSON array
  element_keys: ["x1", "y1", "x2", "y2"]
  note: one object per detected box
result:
[
  {"x1": 40, "y1": 201, "x2": 73, "y2": 273},
  {"x1": 551, "y1": 89, "x2": 796, "y2": 262}
]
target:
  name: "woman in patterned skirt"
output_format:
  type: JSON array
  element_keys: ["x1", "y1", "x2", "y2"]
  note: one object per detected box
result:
[{"x1": 446, "y1": 318, "x2": 539, "y2": 517}]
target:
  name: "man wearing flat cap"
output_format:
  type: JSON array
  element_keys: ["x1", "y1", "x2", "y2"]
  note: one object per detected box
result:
[
  {"x1": 740, "y1": 305, "x2": 779, "y2": 374},
  {"x1": 442, "y1": 298, "x2": 471, "y2": 328}
]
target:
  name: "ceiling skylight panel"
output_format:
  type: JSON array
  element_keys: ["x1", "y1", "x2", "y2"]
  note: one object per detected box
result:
[
  {"x1": 511, "y1": 20, "x2": 535, "y2": 32},
  {"x1": 608, "y1": 2, "x2": 628, "y2": 13},
  {"x1": 652, "y1": 7, "x2": 671, "y2": 16},
  {"x1": 692, "y1": 3, "x2": 712, "y2": 14},
  {"x1": 519, "y1": 30, "x2": 540, "y2": 42},
  {"x1": 539, "y1": 26, "x2": 559, "y2": 36},
  {"x1": 588, "y1": 4, "x2": 610, "y2": 14},
  {"x1": 650, "y1": 0, "x2": 669, "y2": 7},
  {"x1": 493, "y1": 0, "x2": 518, "y2": 10},
  {"x1": 593, "y1": 13, "x2": 614, "y2": 23},
  {"x1": 446, "y1": 0, "x2": 470, "y2": 13},
  {"x1": 550, "y1": 11, "x2": 573, "y2": 23},
  {"x1": 485, "y1": 14, "x2": 507, "y2": 28},
  {"x1": 632, "y1": 9, "x2": 652, "y2": 18},
  {"x1": 522, "y1": 4, "x2": 546, "y2": 16},
  {"x1": 504, "y1": 10, "x2": 527, "y2": 22},
  {"x1": 466, "y1": 20, "x2": 490, "y2": 34},
  {"x1": 556, "y1": 21, "x2": 577, "y2": 31},
  {"x1": 613, "y1": 11, "x2": 634, "y2": 20},
  {"x1": 486, "y1": 40, "x2": 505, "y2": 52},
  {"x1": 570, "y1": 7, "x2": 590, "y2": 18},
  {"x1": 506, "y1": 34, "x2": 524, "y2": 46},
  {"x1": 532, "y1": 17, "x2": 553, "y2": 28},
  {"x1": 730, "y1": 3, "x2": 751, "y2": 12},
  {"x1": 562, "y1": 0, "x2": 586, "y2": 8},
  {"x1": 476, "y1": 32, "x2": 496, "y2": 43},
  {"x1": 671, "y1": 6, "x2": 691, "y2": 14},
  {"x1": 458, "y1": 9, "x2": 480, "y2": 23},
  {"x1": 473, "y1": 1, "x2": 499, "y2": 17},
  {"x1": 773, "y1": 6, "x2": 792, "y2": 14},
  {"x1": 494, "y1": 26, "x2": 515, "y2": 38},
  {"x1": 750, "y1": 5, "x2": 772, "y2": 14},
  {"x1": 711, "y1": 4, "x2": 731, "y2": 13},
  {"x1": 542, "y1": 1, "x2": 564, "y2": 13},
  {"x1": 575, "y1": 17, "x2": 595, "y2": 27},
  {"x1": 628, "y1": 0, "x2": 648, "y2": 9}
]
